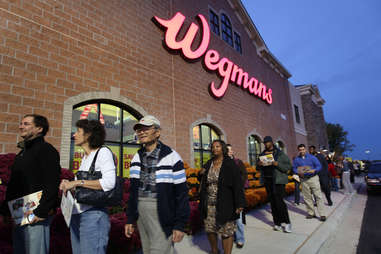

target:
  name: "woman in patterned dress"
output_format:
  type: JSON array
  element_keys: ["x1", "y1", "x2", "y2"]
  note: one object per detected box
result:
[{"x1": 199, "y1": 140, "x2": 245, "y2": 254}]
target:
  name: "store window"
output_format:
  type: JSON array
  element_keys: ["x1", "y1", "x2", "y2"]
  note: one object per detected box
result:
[
  {"x1": 294, "y1": 104, "x2": 301, "y2": 124},
  {"x1": 221, "y1": 14, "x2": 233, "y2": 47},
  {"x1": 276, "y1": 140, "x2": 285, "y2": 151},
  {"x1": 70, "y1": 101, "x2": 141, "y2": 177},
  {"x1": 234, "y1": 32, "x2": 242, "y2": 54},
  {"x1": 193, "y1": 124, "x2": 220, "y2": 168},
  {"x1": 209, "y1": 9, "x2": 220, "y2": 36},
  {"x1": 248, "y1": 135, "x2": 262, "y2": 166}
]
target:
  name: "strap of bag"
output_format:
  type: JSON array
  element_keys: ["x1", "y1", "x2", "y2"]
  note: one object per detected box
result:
[
  {"x1": 88, "y1": 146, "x2": 118, "y2": 175},
  {"x1": 89, "y1": 147, "x2": 102, "y2": 174}
]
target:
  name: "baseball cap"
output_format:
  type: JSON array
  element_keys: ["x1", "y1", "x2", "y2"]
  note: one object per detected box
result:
[
  {"x1": 133, "y1": 115, "x2": 161, "y2": 130},
  {"x1": 263, "y1": 136, "x2": 273, "y2": 143}
]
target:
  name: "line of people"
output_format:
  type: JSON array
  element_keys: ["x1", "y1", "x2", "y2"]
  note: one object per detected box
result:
[{"x1": 0, "y1": 113, "x2": 355, "y2": 254}]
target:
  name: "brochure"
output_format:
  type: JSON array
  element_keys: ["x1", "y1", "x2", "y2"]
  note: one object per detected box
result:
[
  {"x1": 259, "y1": 154, "x2": 275, "y2": 166},
  {"x1": 297, "y1": 166, "x2": 315, "y2": 175},
  {"x1": 60, "y1": 191, "x2": 74, "y2": 228},
  {"x1": 8, "y1": 190, "x2": 42, "y2": 225}
]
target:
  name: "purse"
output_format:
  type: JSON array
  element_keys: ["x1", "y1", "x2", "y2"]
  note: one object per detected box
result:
[{"x1": 75, "y1": 146, "x2": 124, "y2": 207}]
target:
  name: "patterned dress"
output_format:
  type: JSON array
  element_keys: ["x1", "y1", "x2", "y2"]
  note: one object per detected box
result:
[{"x1": 204, "y1": 162, "x2": 236, "y2": 237}]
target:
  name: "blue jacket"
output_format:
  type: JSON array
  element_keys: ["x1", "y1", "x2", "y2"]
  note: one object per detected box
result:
[
  {"x1": 292, "y1": 153, "x2": 322, "y2": 177},
  {"x1": 126, "y1": 142, "x2": 190, "y2": 237}
]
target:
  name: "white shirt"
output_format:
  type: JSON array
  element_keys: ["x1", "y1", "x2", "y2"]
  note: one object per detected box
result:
[{"x1": 72, "y1": 147, "x2": 116, "y2": 214}]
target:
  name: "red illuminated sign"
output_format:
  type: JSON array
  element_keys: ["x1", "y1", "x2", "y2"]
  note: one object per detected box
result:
[{"x1": 154, "y1": 12, "x2": 273, "y2": 104}]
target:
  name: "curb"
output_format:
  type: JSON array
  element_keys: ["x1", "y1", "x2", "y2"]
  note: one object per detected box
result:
[{"x1": 294, "y1": 191, "x2": 356, "y2": 254}]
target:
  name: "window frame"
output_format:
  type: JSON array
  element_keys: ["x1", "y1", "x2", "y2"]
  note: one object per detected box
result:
[
  {"x1": 193, "y1": 124, "x2": 221, "y2": 168},
  {"x1": 248, "y1": 135, "x2": 262, "y2": 166},
  {"x1": 234, "y1": 31, "x2": 242, "y2": 54},
  {"x1": 70, "y1": 99, "x2": 142, "y2": 176},
  {"x1": 209, "y1": 9, "x2": 220, "y2": 36},
  {"x1": 221, "y1": 13, "x2": 233, "y2": 47},
  {"x1": 294, "y1": 104, "x2": 301, "y2": 124}
]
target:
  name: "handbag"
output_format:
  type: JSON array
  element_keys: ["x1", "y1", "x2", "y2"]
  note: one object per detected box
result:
[{"x1": 75, "y1": 146, "x2": 124, "y2": 207}]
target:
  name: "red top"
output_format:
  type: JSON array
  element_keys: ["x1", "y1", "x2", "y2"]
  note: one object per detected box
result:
[{"x1": 328, "y1": 163, "x2": 337, "y2": 177}]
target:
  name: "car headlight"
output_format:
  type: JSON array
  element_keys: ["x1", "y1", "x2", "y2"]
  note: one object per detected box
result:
[{"x1": 367, "y1": 178, "x2": 380, "y2": 183}]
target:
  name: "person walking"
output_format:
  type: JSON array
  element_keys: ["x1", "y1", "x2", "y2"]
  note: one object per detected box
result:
[
  {"x1": 338, "y1": 156, "x2": 354, "y2": 194},
  {"x1": 309, "y1": 146, "x2": 333, "y2": 206},
  {"x1": 60, "y1": 119, "x2": 116, "y2": 254},
  {"x1": 226, "y1": 144, "x2": 247, "y2": 249},
  {"x1": 257, "y1": 136, "x2": 292, "y2": 233},
  {"x1": 124, "y1": 115, "x2": 190, "y2": 254},
  {"x1": 293, "y1": 144, "x2": 326, "y2": 221},
  {"x1": 2, "y1": 114, "x2": 61, "y2": 254},
  {"x1": 199, "y1": 140, "x2": 245, "y2": 254}
]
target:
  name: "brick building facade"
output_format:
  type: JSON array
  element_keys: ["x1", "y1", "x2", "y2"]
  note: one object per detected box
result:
[
  {"x1": 0, "y1": 0, "x2": 298, "y2": 174},
  {"x1": 296, "y1": 84, "x2": 329, "y2": 150}
]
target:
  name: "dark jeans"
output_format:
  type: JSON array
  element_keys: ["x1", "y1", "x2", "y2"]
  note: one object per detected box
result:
[
  {"x1": 319, "y1": 176, "x2": 333, "y2": 205},
  {"x1": 264, "y1": 178, "x2": 290, "y2": 226},
  {"x1": 294, "y1": 180, "x2": 300, "y2": 204}
]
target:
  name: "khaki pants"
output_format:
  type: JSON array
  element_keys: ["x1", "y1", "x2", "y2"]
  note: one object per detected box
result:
[
  {"x1": 301, "y1": 175, "x2": 325, "y2": 217},
  {"x1": 137, "y1": 198, "x2": 174, "y2": 254}
]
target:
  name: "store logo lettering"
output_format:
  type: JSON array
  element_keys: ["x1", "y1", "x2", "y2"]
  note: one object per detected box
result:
[{"x1": 154, "y1": 12, "x2": 273, "y2": 104}]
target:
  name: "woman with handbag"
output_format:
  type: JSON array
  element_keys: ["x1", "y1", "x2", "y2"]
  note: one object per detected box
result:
[
  {"x1": 199, "y1": 140, "x2": 245, "y2": 254},
  {"x1": 59, "y1": 119, "x2": 116, "y2": 254}
]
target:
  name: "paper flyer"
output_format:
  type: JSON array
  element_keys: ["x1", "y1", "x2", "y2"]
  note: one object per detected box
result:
[
  {"x1": 7, "y1": 190, "x2": 42, "y2": 225},
  {"x1": 60, "y1": 191, "x2": 74, "y2": 228},
  {"x1": 259, "y1": 154, "x2": 275, "y2": 166},
  {"x1": 297, "y1": 166, "x2": 314, "y2": 175}
]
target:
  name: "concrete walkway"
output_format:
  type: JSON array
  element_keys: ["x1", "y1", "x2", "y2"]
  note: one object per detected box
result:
[{"x1": 174, "y1": 189, "x2": 354, "y2": 254}]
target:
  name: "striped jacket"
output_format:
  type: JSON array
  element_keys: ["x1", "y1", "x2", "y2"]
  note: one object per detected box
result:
[{"x1": 126, "y1": 141, "x2": 190, "y2": 236}]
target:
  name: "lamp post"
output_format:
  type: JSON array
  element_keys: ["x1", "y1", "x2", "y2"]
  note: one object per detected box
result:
[{"x1": 365, "y1": 149, "x2": 371, "y2": 161}]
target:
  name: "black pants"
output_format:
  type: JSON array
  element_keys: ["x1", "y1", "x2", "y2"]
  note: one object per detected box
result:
[
  {"x1": 319, "y1": 176, "x2": 332, "y2": 205},
  {"x1": 264, "y1": 178, "x2": 290, "y2": 226},
  {"x1": 294, "y1": 180, "x2": 300, "y2": 204}
]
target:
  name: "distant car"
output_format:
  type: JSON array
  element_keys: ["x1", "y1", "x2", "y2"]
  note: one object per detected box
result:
[{"x1": 365, "y1": 162, "x2": 381, "y2": 193}]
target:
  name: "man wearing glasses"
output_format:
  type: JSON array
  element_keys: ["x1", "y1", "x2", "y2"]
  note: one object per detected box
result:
[{"x1": 124, "y1": 115, "x2": 190, "y2": 254}]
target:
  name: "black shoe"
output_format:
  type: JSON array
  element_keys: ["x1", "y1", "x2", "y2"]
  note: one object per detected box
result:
[
  {"x1": 236, "y1": 242, "x2": 244, "y2": 248},
  {"x1": 328, "y1": 201, "x2": 333, "y2": 206},
  {"x1": 320, "y1": 216, "x2": 327, "y2": 221},
  {"x1": 306, "y1": 215, "x2": 315, "y2": 219}
]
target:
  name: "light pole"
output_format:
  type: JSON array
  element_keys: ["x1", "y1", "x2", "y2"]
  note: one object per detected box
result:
[{"x1": 365, "y1": 149, "x2": 371, "y2": 161}]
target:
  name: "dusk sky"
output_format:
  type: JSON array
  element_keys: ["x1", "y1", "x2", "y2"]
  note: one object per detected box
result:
[{"x1": 241, "y1": 0, "x2": 381, "y2": 160}]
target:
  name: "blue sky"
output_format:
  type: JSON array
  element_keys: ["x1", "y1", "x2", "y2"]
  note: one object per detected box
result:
[{"x1": 241, "y1": 0, "x2": 381, "y2": 160}]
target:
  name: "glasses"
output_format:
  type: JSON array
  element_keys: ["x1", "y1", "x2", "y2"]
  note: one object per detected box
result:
[{"x1": 135, "y1": 126, "x2": 156, "y2": 134}]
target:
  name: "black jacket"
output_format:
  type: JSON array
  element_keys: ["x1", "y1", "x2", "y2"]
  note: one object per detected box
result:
[
  {"x1": 4, "y1": 136, "x2": 61, "y2": 218},
  {"x1": 199, "y1": 157, "x2": 245, "y2": 226}
]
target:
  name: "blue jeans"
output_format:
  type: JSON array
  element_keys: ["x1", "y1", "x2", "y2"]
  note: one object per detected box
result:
[
  {"x1": 234, "y1": 212, "x2": 245, "y2": 244},
  {"x1": 70, "y1": 208, "x2": 110, "y2": 254},
  {"x1": 331, "y1": 177, "x2": 339, "y2": 191},
  {"x1": 12, "y1": 216, "x2": 53, "y2": 254}
]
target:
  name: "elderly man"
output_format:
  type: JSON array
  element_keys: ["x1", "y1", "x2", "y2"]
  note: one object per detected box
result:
[{"x1": 124, "y1": 115, "x2": 190, "y2": 254}]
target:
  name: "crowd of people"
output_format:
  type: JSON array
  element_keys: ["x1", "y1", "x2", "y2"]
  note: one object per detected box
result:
[{"x1": 0, "y1": 113, "x2": 356, "y2": 254}]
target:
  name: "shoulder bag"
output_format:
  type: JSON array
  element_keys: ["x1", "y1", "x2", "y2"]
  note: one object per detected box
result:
[{"x1": 75, "y1": 146, "x2": 124, "y2": 207}]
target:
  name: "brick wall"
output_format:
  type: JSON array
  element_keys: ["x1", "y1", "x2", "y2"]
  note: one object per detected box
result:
[{"x1": 0, "y1": 0, "x2": 297, "y2": 165}]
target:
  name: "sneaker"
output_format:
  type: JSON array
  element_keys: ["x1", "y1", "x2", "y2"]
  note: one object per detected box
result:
[
  {"x1": 273, "y1": 225, "x2": 282, "y2": 231},
  {"x1": 320, "y1": 216, "x2": 327, "y2": 222},
  {"x1": 236, "y1": 242, "x2": 244, "y2": 248},
  {"x1": 306, "y1": 215, "x2": 315, "y2": 219},
  {"x1": 283, "y1": 224, "x2": 292, "y2": 233}
]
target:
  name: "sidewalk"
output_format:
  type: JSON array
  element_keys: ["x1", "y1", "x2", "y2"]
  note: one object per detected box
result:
[{"x1": 174, "y1": 190, "x2": 354, "y2": 254}]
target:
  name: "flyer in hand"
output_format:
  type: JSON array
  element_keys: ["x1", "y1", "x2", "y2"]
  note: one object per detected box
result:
[
  {"x1": 297, "y1": 166, "x2": 314, "y2": 176},
  {"x1": 7, "y1": 190, "x2": 42, "y2": 226},
  {"x1": 60, "y1": 191, "x2": 74, "y2": 228},
  {"x1": 259, "y1": 154, "x2": 275, "y2": 166}
]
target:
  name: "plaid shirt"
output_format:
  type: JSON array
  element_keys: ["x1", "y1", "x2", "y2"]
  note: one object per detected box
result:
[{"x1": 138, "y1": 142, "x2": 161, "y2": 198}]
